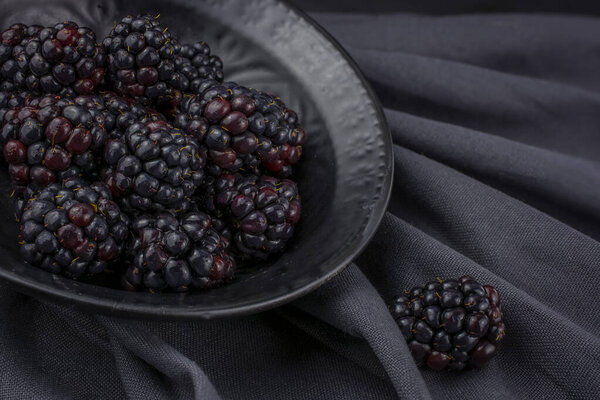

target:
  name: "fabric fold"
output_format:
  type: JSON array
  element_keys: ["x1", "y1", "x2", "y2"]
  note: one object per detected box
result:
[{"x1": 1, "y1": 7, "x2": 600, "y2": 400}]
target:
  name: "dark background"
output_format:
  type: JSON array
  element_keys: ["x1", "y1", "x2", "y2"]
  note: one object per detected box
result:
[{"x1": 291, "y1": 0, "x2": 600, "y2": 15}]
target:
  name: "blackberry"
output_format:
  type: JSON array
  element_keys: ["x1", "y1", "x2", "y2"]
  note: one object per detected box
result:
[
  {"x1": 123, "y1": 211, "x2": 235, "y2": 292},
  {"x1": 103, "y1": 14, "x2": 179, "y2": 102},
  {"x1": 1, "y1": 23, "x2": 43, "y2": 93},
  {"x1": 1, "y1": 94, "x2": 109, "y2": 187},
  {"x1": 17, "y1": 178, "x2": 129, "y2": 277},
  {"x1": 199, "y1": 173, "x2": 301, "y2": 259},
  {"x1": 173, "y1": 41, "x2": 224, "y2": 92},
  {"x1": 390, "y1": 276, "x2": 506, "y2": 371},
  {"x1": 102, "y1": 119, "x2": 206, "y2": 213},
  {"x1": 152, "y1": 41, "x2": 224, "y2": 118},
  {"x1": 99, "y1": 91, "x2": 166, "y2": 137},
  {"x1": 175, "y1": 80, "x2": 305, "y2": 177},
  {"x1": 1, "y1": 21, "x2": 106, "y2": 97},
  {"x1": 0, "y1": 90, "x2": 33, "y2": 123}
]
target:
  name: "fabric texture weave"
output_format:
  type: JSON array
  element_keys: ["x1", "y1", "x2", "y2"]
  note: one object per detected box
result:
[{"x1": 1, "y1": 2, "x2": 600, "y2": 399}]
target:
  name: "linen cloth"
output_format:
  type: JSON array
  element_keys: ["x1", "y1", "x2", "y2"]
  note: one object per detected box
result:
[{"x1": 1, "y1": 2, "x2": 600, "y2": 399}]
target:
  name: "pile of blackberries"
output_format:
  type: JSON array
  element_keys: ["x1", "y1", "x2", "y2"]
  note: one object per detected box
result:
[{"x1": 0, "y1": 15, "x2": 305, "y2": 292}]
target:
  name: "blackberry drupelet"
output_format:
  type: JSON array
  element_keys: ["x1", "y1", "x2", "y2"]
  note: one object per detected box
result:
[
  {"x1": 123, "y1": 211, "x2": 235, "y2": 292},
  {"x1": 1, "y1": 21, "x2": 106, "y2": 97},
  {"x1": 199, "y1": 172, "x2": 301, "y2": 259},
  {"x1": 102, "y1": 119, "x2": 206, "y2": 213},
  {"x1": 1, "y1": 94, "x2": 109, "y2": 187},
  {"x1": 175, "y1": 79, "x2": 305, "y2": 177},
  {"x1": 390, "y1": 276, "x2": 506, "y2": 371},
  {"x1": 103, "y1": 14, "x2": 179, "y2": 102},
  {"x1": 17, "y1": 177, "x2": 129, "y2": 277}
]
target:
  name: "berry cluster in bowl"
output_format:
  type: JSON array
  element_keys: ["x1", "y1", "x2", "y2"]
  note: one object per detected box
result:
[{"x1": 0, "y1": 14, "x2": 306, "y2": 292}]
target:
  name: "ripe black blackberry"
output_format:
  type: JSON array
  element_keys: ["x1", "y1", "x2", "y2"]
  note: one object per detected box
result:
[
  {"x1": 0, "y1": 90, "x2": 32, "y2": 126},
  {"x1": 102, "y1": 119, "x2": 206, "y2": 213},
  {"x1": 17, "y1": 177, "x2": 129, "y2": 277},
  {"x1": 390, "y1": 276, "x2": 506, "y2": 371},
  {"x1": 123, "y1": 211, "x2": 235, "y2": 292},
  {"x1": 199, "y1": 172, "x2": 301, "y2": 259},
  {"x1": 1, "y1": 94, "x2": 109, "y2": 188},
  {"x1": 152, "y1": 41, "x2": 224, "y2": 118},
  {"x1": 173, "y1": 42, "x2": 224, "y2": 92},
  {"x1": 103, "y1": 14, "x2": 179, "y2": 102},
  {"x1": 98, "y1": 91, "x2": 166, "y2": 138},
  {"x1": 175, "y1": 79, "x2": 305, "y2": 177},
  {"x1": 1, "y1": 21, "x2": 106, "y2": 97}
]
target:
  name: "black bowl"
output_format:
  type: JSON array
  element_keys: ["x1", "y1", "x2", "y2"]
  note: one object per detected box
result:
[{"x1": 0, "y1": 0, "x2": 393, "y2": 319}]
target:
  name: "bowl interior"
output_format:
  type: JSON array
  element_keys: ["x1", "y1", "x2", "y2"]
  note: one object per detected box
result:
[{"x1": 0, "y1": 0, "x2": 392, "y2": 318}]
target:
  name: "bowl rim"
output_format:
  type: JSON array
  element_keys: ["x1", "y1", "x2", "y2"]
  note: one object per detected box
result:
[{"x1": 0, "y1": 0, "x2": 394, "y2": 319}]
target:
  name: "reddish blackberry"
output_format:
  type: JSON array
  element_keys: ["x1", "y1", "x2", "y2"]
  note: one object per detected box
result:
[
  {"x1": 390, "y1": 276, "x2": 506, "y2": 371},
  {"x1": 103, "y1": 14, "x2": 179, "y2": 102},
  {"x1": 122, "y1": 211, "x2": 235, "y2": 292},
  {"x1": 1, "y1": 94, "x2": 109, "y2": 187},
  {"x1": 199, "y1": 173, "x2": 301, "y2": 259},
  {"x1": 175, "y1": 80, "x2": 305, "y2": 177},
  {"x1": 101, "y1": 119, "x2": 206, "y2": 213},
  {"x1": 1, "y1": 23, "x2": 44, "y2": 93},
  {"x1": 17, "y1": 177, "x2": 129, "y2": 277},
  {"x1": 1, "y1": 21, "x2": 106, "y2": 97}
]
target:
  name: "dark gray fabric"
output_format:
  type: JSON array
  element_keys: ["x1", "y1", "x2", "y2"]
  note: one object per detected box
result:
[{"x1": 2, "y1": 5, "x2": 600, "y2": 400}]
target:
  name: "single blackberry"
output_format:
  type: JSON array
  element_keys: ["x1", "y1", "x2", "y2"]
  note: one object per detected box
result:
[
  {"x1": 173, "y1": 42, "x2": 224, "y2": 92},
  {"x1": 175, "y1": 80, "x2": 305, "y2": 177},
  {"x1": 98, "y1": 91, "x2": 166, "y2": 138},
  {"x1": 199, "y1": 173, "x2": 301, "y2": 259},
  {"x1": 0, "y1": 90, "x2": 33, "y2": 123},
  {"x1": 390, "y1": 276, "x2": 506, "y2": 371},
  {"x1": 103, "y1": 14, "x2": 179, "y2": 102},
  {"x1": 1, "y1": 94, "x2": 109, "y2": 187},
  {"x1": 102, "y1": 119, "x2": 206, "y2": 213},
  {"x1": 152, "y1": 41, "x2": 224, "y2": 118},
  {"x1": 17, "y1": 178, "x2": 130, "y2": 277},
  {"x1": 123, "y1": 211, "x2": 235, "y2": 292},
  {"x1": 1, "y1": 23, "x2": 43, "y2": 93},
  {"x1": 1, "y1": 21, "x2": 106, "y2": 97}
]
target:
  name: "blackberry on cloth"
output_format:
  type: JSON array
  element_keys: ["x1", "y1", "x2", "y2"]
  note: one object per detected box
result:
[
  {"x1": 390, "y1": 276, "x2": 506, "y2": 371},
  {"x1": 123, "y1": 211, "x2": 235, "y2": 292},
  {"x1": 17, "y1": 177, "x2": 129, "y2": 277}
]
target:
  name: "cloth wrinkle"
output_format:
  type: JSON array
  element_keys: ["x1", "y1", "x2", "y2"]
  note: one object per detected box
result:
[{"x1": 1, "y1": 5, "x2": 600, "y2": 400}]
